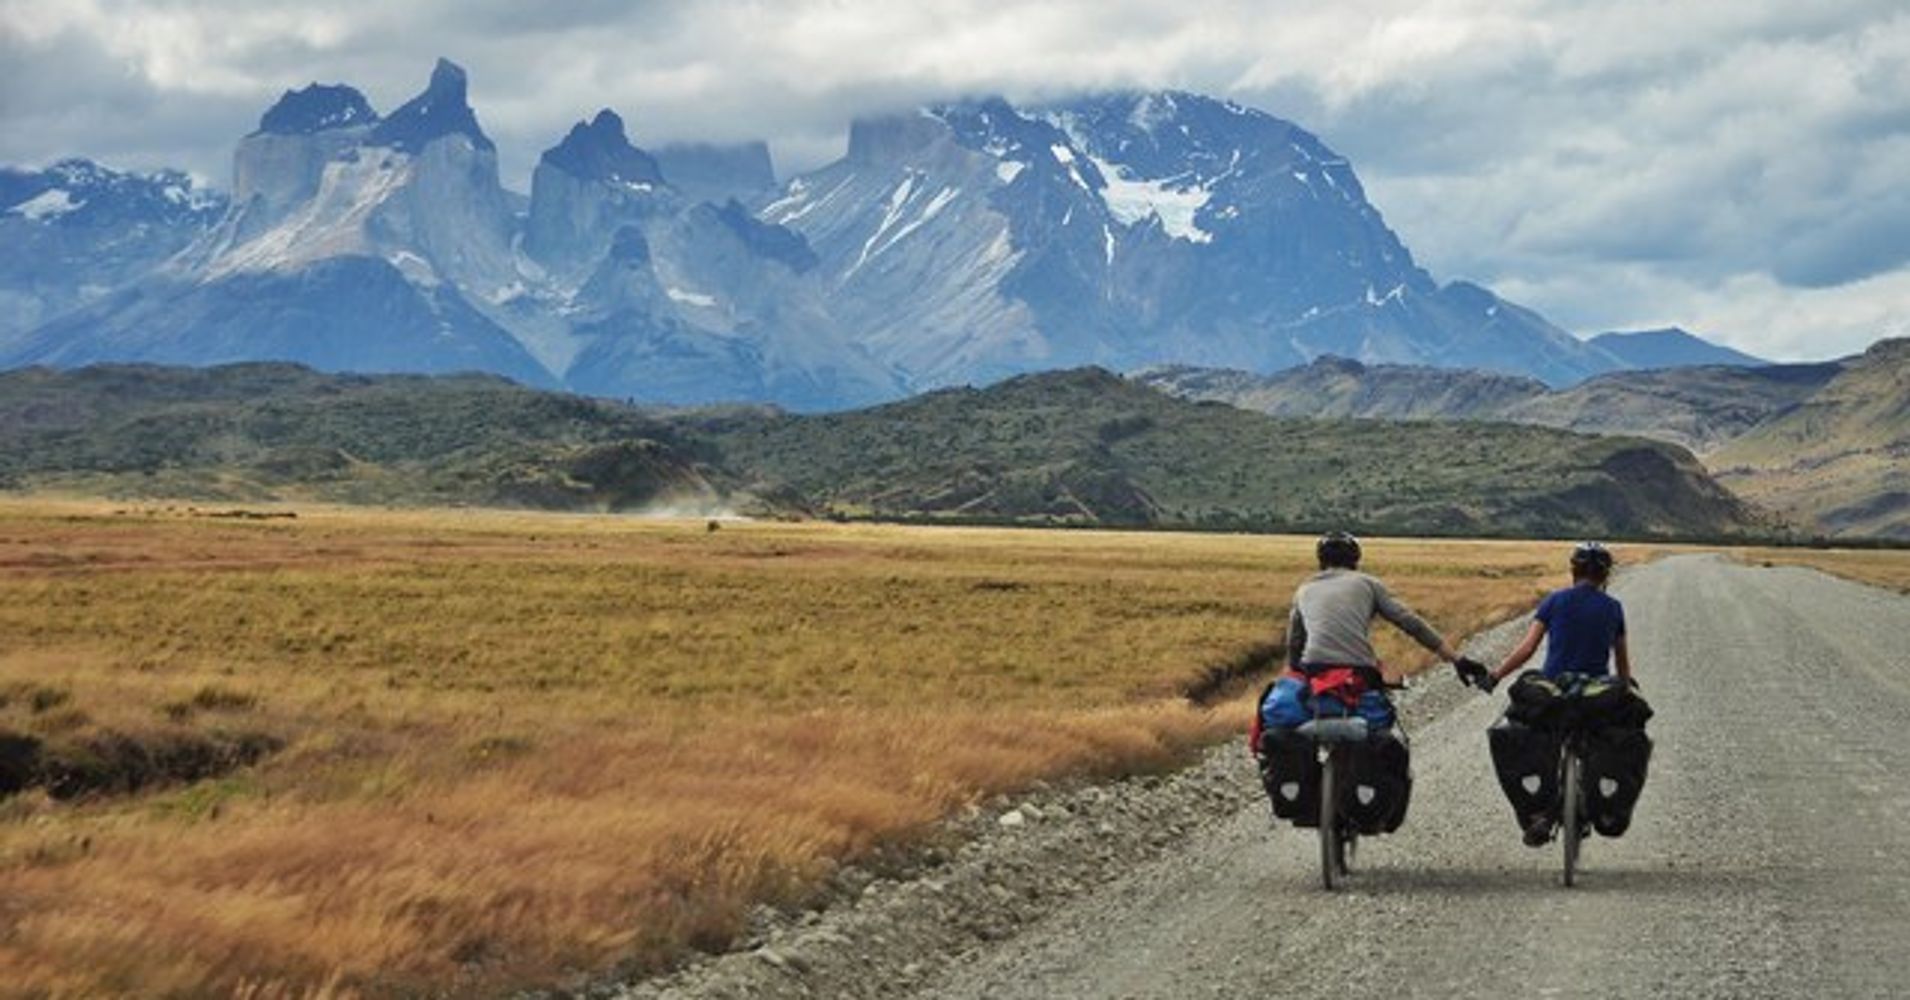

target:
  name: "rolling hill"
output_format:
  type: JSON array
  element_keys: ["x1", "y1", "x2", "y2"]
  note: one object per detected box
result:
[
  {"x1": 693, "y1": 367, "x2": 1760, "y2": 538},
  {"x1": 0, "y1": 362, "x2": 1764, "y2": 540},
  {"x1": 0, "y1": 363, "x2": 735, "y2": 512},
  {"x1": 1132, "y1": 357, "x2": 1547, "y2": 420},
  {"x1": 1709, "y1": 339, "x2": 1910, "y2": 539},
  {"x1": 1142, "y1": 355, "x2": 1846, "y2": 454}
]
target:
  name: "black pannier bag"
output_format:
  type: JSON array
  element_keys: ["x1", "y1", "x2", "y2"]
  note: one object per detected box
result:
[
  {"x1": 1346, "y1": 730, "x2": 1413, "y2": 834},
  {"x1": 1505, "y1": 672, "x2": 1567, "y2": 727},
  {"x1": 1582, "y1": 726, "x2": 1653, "y2": 836},
  {"x1": 1578, "y1": 679, "x2": 1655, "y2": 730},
  {"x1": 1257, "y1": 728, "x2": 1412, "y2": 834},
  {"x1": 1491, "y1": 670, "x2": 1655, "y2": 838},
  {"x1": 1507, "y1": 670, "x2": 1655, "y2": 730},
  {"x1": 1257, "y1": 727, "x2": 1320, "y2": 824},
  {"x1": 1488, "y1": 718, "x2": 1562, "y2": 829}
]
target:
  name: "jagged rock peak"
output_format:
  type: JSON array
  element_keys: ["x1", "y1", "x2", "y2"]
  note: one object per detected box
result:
[
  {"x1": 541, "y1": 109, "x2": 664, "y2": 186},
  {"x1": 255, "y1": 83, "x2": 379, "y2": 135},
  {"x1": 370, "y1": 58, "x2": 494, "y2": 153}
]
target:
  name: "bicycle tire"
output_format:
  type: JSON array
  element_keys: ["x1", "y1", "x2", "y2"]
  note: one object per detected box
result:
[
  {"x1": 1319, "y1": 753, "x2": 1340, "y2": 891},
  {"x1": 1561, "y1": 748, "x2": 1582, "y2": 887}
]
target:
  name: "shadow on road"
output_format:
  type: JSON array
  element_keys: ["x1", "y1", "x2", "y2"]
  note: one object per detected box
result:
[{"x1": 1286, "y1": 863, "x2": 1767, "y2": 898}]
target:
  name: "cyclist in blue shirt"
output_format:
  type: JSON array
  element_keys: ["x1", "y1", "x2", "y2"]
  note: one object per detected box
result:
[{"x1": 1486, "y1": 542, "x2": 1632, "y2": 689}]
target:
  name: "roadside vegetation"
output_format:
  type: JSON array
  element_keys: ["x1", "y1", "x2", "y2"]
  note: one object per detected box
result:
[
  {"x1": 0, "y1": 499, "x2": 1654, "y2": 995},
  {"x1": 1735, "y1": 546, "x2": 1910, "y2": 593}
]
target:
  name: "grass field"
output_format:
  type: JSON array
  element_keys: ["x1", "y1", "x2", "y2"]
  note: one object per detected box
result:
[
  {"x1": 0, "y1": 500, "x2": 1659, "y2": 996},
  {"x1": 1732, "y1": 546, "x2": 1910, "y2": 593}
]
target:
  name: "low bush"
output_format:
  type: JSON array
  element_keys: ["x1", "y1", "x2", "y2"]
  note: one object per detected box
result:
[{"x1": 0, "y1": 726, "x2": 282, "y2": 801}]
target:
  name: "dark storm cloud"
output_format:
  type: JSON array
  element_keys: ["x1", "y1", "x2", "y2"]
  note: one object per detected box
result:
[{"x1": 0, "y1": 0, "x2": 1904, "y2": 358}]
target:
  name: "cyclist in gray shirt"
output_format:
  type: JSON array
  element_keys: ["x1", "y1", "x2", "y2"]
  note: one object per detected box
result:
[{"x1": 1288, "y1": 532, "x2": 1488, "y2": 686}]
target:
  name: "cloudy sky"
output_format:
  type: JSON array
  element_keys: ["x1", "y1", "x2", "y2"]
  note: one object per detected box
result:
[{"x1": 2, "y1": 0, "x2": 1905, "y2": 361}]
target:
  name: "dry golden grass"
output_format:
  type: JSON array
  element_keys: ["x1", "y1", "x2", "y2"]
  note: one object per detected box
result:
[
  {"x1": 0, "y1": 499, "x2": 1622, "y2": 996},
  {"x1": 1728, "y1": 545, "x2": 1910, "y2": 593}
]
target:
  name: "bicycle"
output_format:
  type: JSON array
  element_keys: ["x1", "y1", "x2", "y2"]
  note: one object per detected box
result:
[{"x1": 1296, "y1": 714, "x2": 1373, "y2": 890}]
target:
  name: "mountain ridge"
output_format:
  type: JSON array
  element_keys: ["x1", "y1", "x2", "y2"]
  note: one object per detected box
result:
[
  {"x1": 1139, "y1": 354, "x2": 1846, "y2": 454},
  {"x1": 0, "y1": 361, "x2": 1765, "y2": 541},
  {"x1": 0, "y1": 59, "x2": 1821, "y2": 411},
  {"x1": 1588, "y1": 328, "x2": 1767, "y2": 369},
  {"x1": 1709, "y1": 338, "x2": 1910, "y2": 539}
]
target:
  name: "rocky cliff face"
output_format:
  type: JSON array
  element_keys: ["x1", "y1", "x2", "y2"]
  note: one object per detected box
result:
[
  {"x1": 16, "y1": 61, "x2": 548, "y2": 383},
  {"x1": 521, "y1": 109, "x2": 899, "y2": 408},
  {"x1": 762, "y1": 91, "x2": 1625, "y2": 390},
  {"x1": 3, "y1": 70, "x2": 1788, "y2": 410},
  {"x1": 9, "y1": 61, "x2": 896, "y2": 409}
]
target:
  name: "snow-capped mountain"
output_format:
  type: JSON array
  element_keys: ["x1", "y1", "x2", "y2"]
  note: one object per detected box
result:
[
  {"x1": 761, "y1": 91, "x2": 1624, "y2": 388},
  {"x1": 519, "y1": 107, "x2": 898, "y2": 407},
  {"x1": 0, "y1": 159, "x2": 225, "y2": 349},
  {"x1": 10, "y1": 60, "x2": 892, "y2": 408},
  {"x1": 4, "y1": 66, "x2": 1724, "y2": 408},
  {"x1": 16, "y1": 60, "x2": 551, "y2": 384}
]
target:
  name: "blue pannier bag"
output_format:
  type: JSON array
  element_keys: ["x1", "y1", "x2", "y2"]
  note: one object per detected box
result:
[
  {"x1": 1260, "y1": 676, "x2": 1396, "y2": 730},
  {"x1": 1259, "y1": 675, "x2": 1310, "y2": 729},
  {"x1": 1356, "y1": 690, "x2": 1397, "y2": 730}
]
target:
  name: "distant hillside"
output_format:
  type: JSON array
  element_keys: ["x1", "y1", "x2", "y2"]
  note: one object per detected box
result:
[
  {"x1": 695, "y1": 367, "x2": 1761, "y2": 538},
  {"x1": 0, "y1": 362, "x2": 1763, "y2": 540},
  {"x1": 1588, "y1": 328, "x2": 1767, "y2": 369},
  {"x1": 1502, "y1": 362, "x2": 1843, "y2": 453},
  {"x1": 1709, "y1": 339, "x2": 1910, "y2": 539},
  {"x1": 1133, "y1": 357, "x2": 1547, "y2": 420},
  {"x1": 1142, "y1": 355, "x2": 1844, "y2": 454},
  {"x1": 0, "y1": 363, "x2": 736, "y2": 511}
]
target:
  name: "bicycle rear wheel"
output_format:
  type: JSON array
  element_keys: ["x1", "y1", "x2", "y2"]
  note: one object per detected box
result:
[
  {"x1": 1561, "y1": 748, "x2": 1582, "y2": 887},
  {"x1": 1319, "y1": 754, "x2": 1341, "y2": 891}
]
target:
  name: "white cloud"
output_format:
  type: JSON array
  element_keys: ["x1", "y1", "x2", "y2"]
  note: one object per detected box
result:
[{"x1": 0, "y1": 0, "x2": 1904, "y2": 360}]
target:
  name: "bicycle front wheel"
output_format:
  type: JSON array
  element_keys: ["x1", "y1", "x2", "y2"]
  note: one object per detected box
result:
[{"x1": 1561, "y1": 748, "x2": 1582, "y2": 887}]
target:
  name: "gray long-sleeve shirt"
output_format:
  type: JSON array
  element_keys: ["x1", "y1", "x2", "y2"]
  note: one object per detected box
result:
[{"x1": 1286, "y1": 568, "x2": 1445, "y2": 669}]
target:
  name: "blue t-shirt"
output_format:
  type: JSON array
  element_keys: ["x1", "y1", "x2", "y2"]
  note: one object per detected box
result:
[{"x1": 1536, "y1": 583, "x2": 1626, "y2": 677}]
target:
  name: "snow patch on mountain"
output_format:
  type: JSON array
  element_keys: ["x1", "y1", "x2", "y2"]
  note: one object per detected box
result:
[
  {"x1": 1089, "y1": 154, "x2": 1213, "y2": 243},
  {"x1": 666, "y1": 286, "x2": 718, "y2": 308},
  {"x1": 10, "y1": 189, "x2": 81, "y2": 221},
  {"x1": 388, "y1": 249, "x2": 439, "y2": 286}
]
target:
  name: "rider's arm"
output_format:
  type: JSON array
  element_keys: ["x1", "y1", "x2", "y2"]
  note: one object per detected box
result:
[
  {"x1": 1493, "y1": 620, "x2": 1547, "y2": 683},
  {"x1": 1613, "y1": 632, "x2": 1633, "y2": 683},
  {"x1": 1371, "y1": 578, "x2": 1457, "y2": 662}
]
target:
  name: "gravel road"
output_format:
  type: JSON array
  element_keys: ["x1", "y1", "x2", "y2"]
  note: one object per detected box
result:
[
  {"x1": 613, "y1": 555, "x2": 1910, "y2": 1000},
  {"x1": 911, "y1": 555, "x2": 1910, "y2": 1000}
]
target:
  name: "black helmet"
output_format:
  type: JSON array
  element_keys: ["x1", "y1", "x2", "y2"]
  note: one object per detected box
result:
[
  {"x1": 1570, "y1": 541, "x2": 1614, "y2": 578},
  {"x1": 1317, "y1": 531, "x2": 1362, "y2": 569}
]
